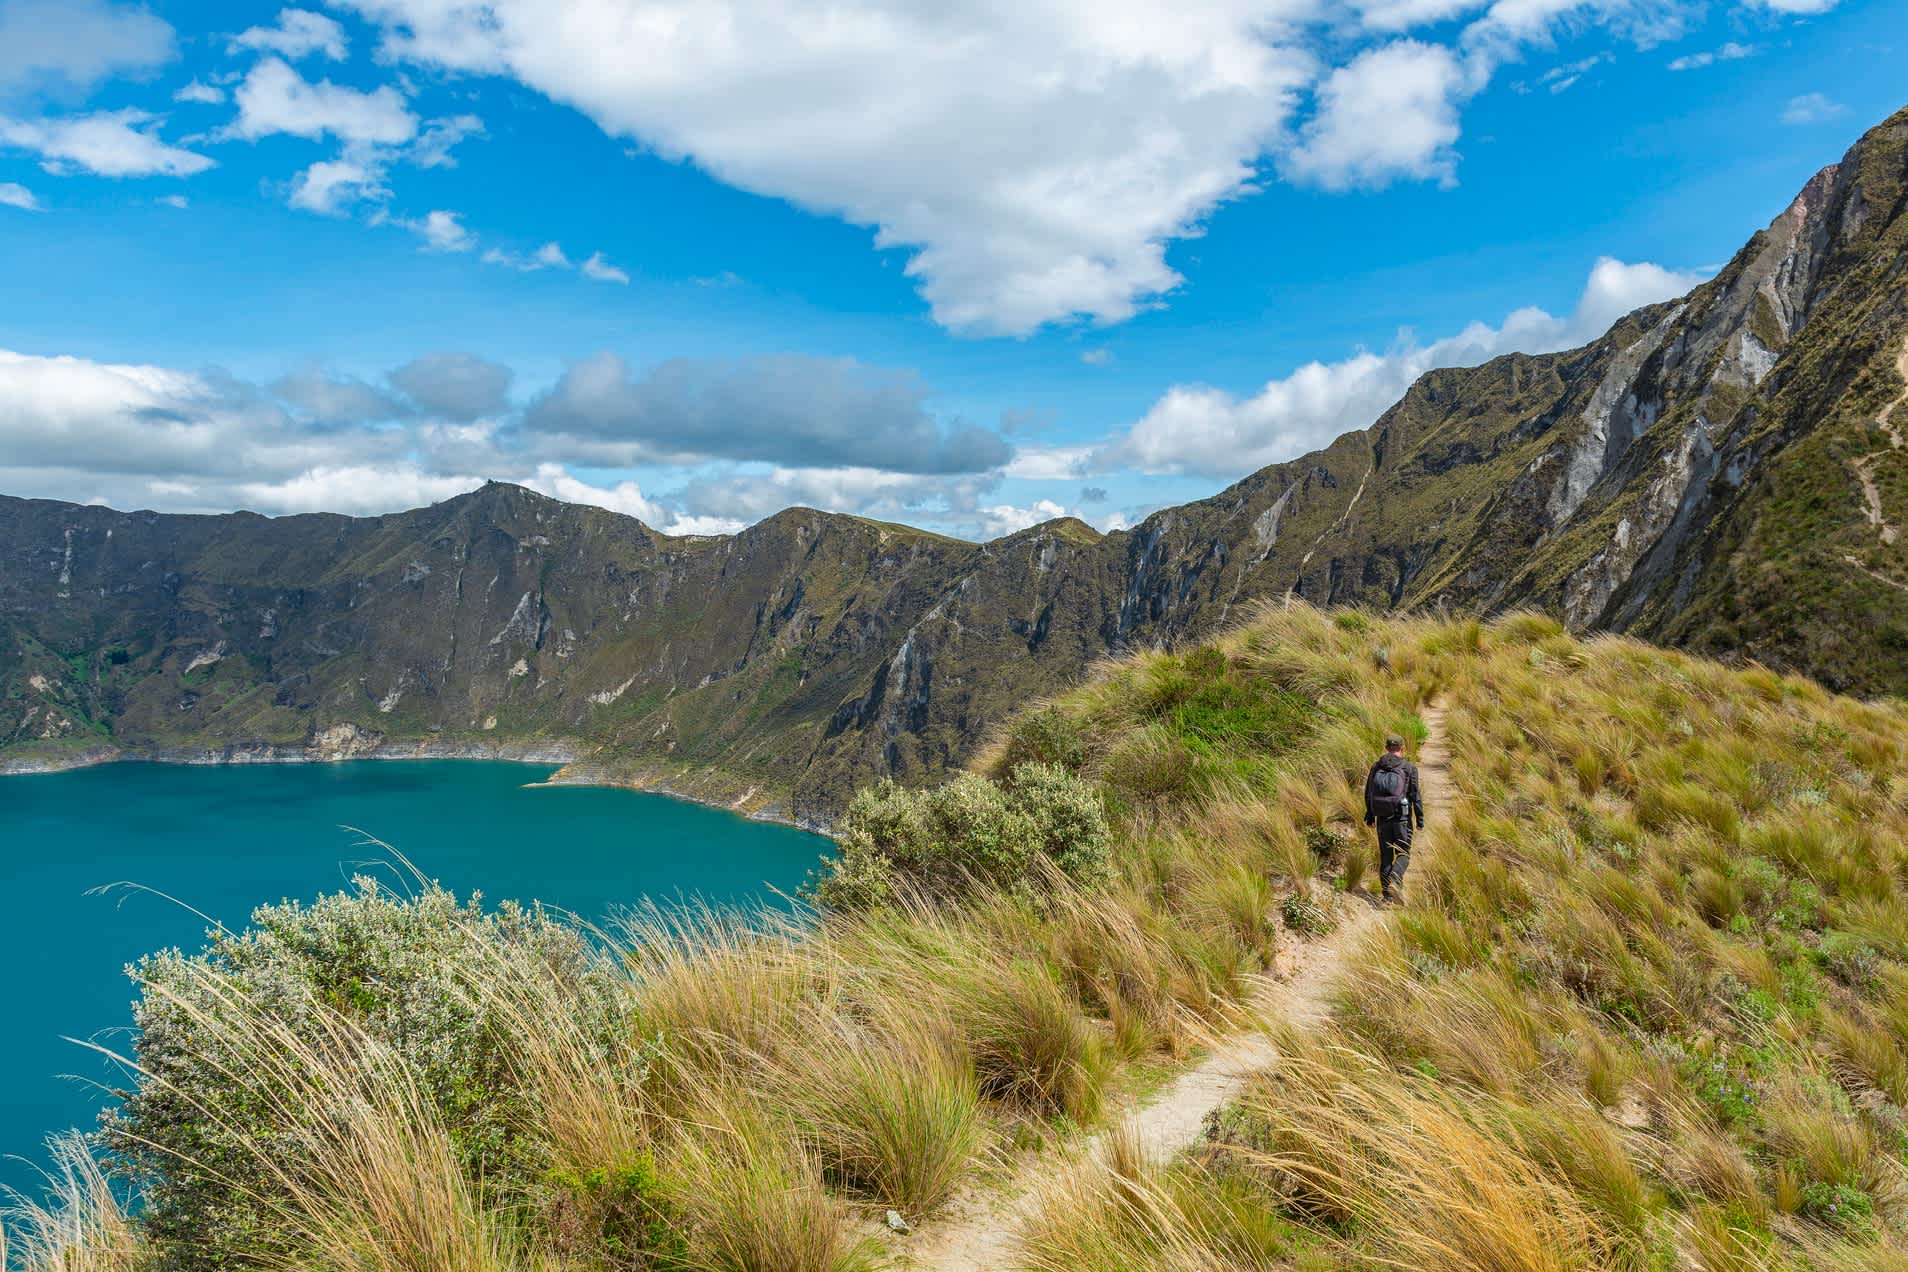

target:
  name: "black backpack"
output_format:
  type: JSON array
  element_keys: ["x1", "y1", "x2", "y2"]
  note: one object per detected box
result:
[{"x1": 1370, "y1": 763, "x2": 1409, "y2": 817}]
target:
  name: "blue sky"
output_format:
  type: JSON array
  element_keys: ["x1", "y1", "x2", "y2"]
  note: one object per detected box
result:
[{"x1": 0, "y1": 0, "x2": 1899, "y2": 538}]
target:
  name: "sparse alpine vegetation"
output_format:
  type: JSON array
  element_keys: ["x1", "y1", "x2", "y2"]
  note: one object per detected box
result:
[{"x1": 10, "y1": 603, "x2": 1908, "y2": 1269}]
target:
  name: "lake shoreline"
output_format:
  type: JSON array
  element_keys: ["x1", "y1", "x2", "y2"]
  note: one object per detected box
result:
[{"x1": 0, "y1": 738, "x2": 828, "y2": 835}]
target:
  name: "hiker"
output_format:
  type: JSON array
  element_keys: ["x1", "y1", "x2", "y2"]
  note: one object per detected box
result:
[{"x1": 1364, "y1": 732, "x2": 1424, "y2": 905}]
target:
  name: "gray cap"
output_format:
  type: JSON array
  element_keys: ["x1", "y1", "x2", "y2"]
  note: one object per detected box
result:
[{"x1": 1384, "y1": 733, "x2": 1405, "y2": 750}]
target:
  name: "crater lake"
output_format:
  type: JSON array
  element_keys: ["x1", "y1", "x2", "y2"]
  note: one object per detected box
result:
[{"x1": 0, "y1": 759, "x2": 826, "y2": 1200}]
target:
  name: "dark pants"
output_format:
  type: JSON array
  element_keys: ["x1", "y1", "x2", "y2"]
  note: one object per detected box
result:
[{"x1": 1376, "y1": 818, "x2": 1414, "y2": 893}]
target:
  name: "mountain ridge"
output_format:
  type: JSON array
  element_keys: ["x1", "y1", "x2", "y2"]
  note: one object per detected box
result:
[{"x1": 5, "y1": 105, "x2": 1905, "y2": 822}]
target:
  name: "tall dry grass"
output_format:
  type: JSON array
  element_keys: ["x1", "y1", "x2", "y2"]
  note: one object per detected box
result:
[{"x1": 30, "y1": 599, "x2": 1908, "y2": 1269}]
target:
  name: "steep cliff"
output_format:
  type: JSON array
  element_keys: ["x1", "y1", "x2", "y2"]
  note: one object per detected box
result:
[{"x1": 4, "y1": 107, "x2": 1905, "y2": 817}]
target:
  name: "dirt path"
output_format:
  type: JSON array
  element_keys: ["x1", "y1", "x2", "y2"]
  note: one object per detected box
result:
[
  {"x1": 896, "y1": 700, "x2": 1452, "y2": 1271},
  {"x1": 1850, "y1": 335, "x2": 1908, "y2": 547}
]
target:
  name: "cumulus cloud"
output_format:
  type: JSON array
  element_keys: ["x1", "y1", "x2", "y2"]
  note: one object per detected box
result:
[
  {"x1": 173, "y1": 79, "x2": 225, "y2": 104},
  {"x1": 231, "y1": 9, "x2": 349, "y2": 62},
  {"x1": 1353, "y1": 0, "x2": 1492, "y2": 31},
  {"x1": 1284, "y1": 40, "x2": 1467, "y2": 190},
  {"x1": 0, "y1": 180, "x2": 38, "y2": 209},
  {"x1": 669, "y1": 464, "x2": 1004, "y2": 535},
  {"x1": 0, "y1": 109, "x2": 211, "y2": 177},
  {"x1": 324, "y1": 0, "x2": 1744, "y2": 332},
  {"x1": 382, "y1": 207, "x2": 475, "y2": 251},
  {"x1": 976, "y1": 498, "x2": 1070, "y2": 537},
  {"x1": 524, "y1": 353, "x2": 1013, "y2": 474},
  {"x1": 289, "y1": 149, "x2": 388, "y2": 212},
  {"x1": 225, "y1": 57, "x2": 417, "y2": 145},
  {"x1": 335, "y1": 0, "x2": 1322, "y2": 335},
  {"x1": 273, "y1": 368, "x2": 408, "y2": 424},
  {"x1": 1782, "y1": 92, "x2": 1845, "y2": 125},
  {"x1": 518, "y1": 462, "x2": 668, "y2": 524},
  {"x1": 1100, "y1": 256, "x2": 1705, "y2": 478},
  {"x1": 389, "y1": 352, "x2": 513, "y2": 420},
  {"x1": 0, "y1": 344, "x2": 1032, "y2": 535},
  {"x1": 0, "y1": 0, "x2": 175, "y2": 97},
  {"x1": 1748, "y1": 0, "x2": 1838, "y2": 12}
]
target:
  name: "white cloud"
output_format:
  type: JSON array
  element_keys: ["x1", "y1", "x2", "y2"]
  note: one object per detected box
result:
[
  {"x1": 579, "y1": 251, "x2": 629, "y2": 285},
  {"x1": 336, "y1": 0, "x2": 1322, "y2": 335},
  {"x1": 1003, "y1": 445, "x2": 1092, "y2": 480},
  {"x1": 225, "y1": 57, "x2": 417, "y2": 145},
  {"x1": 976, "y1": 498, "x2": 1070, "y2": 537},
  {"x1": 1282, "y1": 41, "x2": 1467, "y2": 190},
  {"x1": 410, "y1": 113, "x2": 484, "y2": 167},
  {"x1": 519, "y1": 462, "x2": 669, "y2": 524},
  {"x1": 1667, "y1": 41, "x2": 1753, "y2": 71},
  {"x1": 0, "y1": 109, "x2": 212, "y2": 177},
  {"x1": 231, "y1": 8, "x2": 349, "y2": 61},
  {"x1": 1748, "y1": 0, "x2": 1838, "y2": 12},
  {"x1": 671, "y1": 464, "x2": 1003, "y2": 535},
  {"x1": 383, "y1": 208, "x2": 475, "y2": 252},
  {"x1": 481, "y1": 240, "x2": 571, "y2": 271},
  {"x1": 174, "y1": 80, "x2": 225, "y2": 104},
  {"x1": 289, "y1": 149, "x2": 389, "y2": 212},
  {"x1": 1354, "y1": 0, "x2": 1492, "y2": 32},
  {"x1": 1100, "y1": 256, "x2": 1705, "y2": 478},
  {"x1": 0, "y1": 0, "x2": 175, "y2": 96},
  {"x1": 232, "y1": 465, "x2": 483, "y2": 516},
  {"x1": 0, "y1": 180, "x2": 38, "y2": 210},
  {"x1": 1080, "y1": 348, "x2": 1113, "y2": 366},
  {"x1": 0, "y1": 346, "x2": 1021, "y2": 534},
  {"x1": 158, "y1": 193, "x2": 187, "y2": 208},
  {"x1": 1782, "y1": 92, "x2": 1845, "y2": 125}
]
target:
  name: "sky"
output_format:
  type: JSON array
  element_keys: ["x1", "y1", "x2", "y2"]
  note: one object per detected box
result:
[{"x1": 0, "y1": 0, "x2": 1900, "y2": 540}]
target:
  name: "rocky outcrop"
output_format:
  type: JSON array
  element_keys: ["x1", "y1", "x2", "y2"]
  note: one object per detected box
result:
[{"x1": 4, "y1": 106, "x2": 1906, "y2": 808}]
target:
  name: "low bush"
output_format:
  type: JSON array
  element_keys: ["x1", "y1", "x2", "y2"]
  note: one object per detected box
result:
[
  {"x1": 807, "y1": 762, "x2": 1112, "y2": 909},
  {"x1": 103, "y1": 879, "x2": 629, "y2": 1269}
]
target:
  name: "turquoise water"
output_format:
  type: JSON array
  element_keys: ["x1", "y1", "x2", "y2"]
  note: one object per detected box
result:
[{"x1": 0, "y1": 760, "x2": 825, "y2": 1200}]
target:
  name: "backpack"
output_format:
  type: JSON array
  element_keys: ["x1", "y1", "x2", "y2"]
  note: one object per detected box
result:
[{"x1": 1370, "y1": 763, "x2": 1410, "y2": 817}]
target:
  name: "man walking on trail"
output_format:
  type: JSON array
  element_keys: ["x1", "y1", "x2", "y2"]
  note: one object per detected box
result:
[{"x1": 1365, "y1": 733, "x2": 1424, "y2": 906}]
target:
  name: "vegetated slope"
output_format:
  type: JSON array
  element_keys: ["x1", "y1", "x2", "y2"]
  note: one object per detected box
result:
[
  {"x1": 1016, "y1": 612, "x2": 1908, "y2": 1270},
  {"x1": 4, "y1": 107, "x2": 1905, "y2": 815},
  {"x1": 16, "y1": 604, "x2": 1908, "y2": 1270},
  {"x1": 7, "y1": 601, "x2": 1413, "y2": 1272}
]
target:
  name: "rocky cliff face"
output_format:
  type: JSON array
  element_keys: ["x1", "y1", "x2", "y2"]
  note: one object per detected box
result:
[{"x1": 5, "y1": 108, "x2": 1906, "y2": 817}]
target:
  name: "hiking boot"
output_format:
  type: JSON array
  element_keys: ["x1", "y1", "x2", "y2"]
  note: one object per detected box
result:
[{"x1": 1381, "y1": 884, "x2": 1400, "y2": 906}]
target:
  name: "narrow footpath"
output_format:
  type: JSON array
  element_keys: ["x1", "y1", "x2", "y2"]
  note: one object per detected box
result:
[{"x1": 898, "y1": 699, "x2": 1453, "y2": 1271}]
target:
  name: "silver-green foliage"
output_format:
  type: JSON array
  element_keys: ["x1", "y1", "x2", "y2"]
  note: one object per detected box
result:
[
  {"x1": 810, "y1": 762, "x2": 1112, "y2": 909},
  {"x1": 104, "y1": 879, "x2": 629, "y2": 1269}
]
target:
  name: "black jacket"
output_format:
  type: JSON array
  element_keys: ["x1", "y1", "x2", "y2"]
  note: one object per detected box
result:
[{"x1": 1364, "y1": 753, "x2": 1424, "y2": 828}]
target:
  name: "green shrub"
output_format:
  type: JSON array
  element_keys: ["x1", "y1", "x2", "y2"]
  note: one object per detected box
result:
[
  {"x1": 1817, "y1": 930, "x2": 1880, "y2": 988},
  {"x1": 998, "y1": 706, "x2": 1089, "y2": 773},
  {"x1": 546, "y1": 1154, "x2": 685, "y2": 1267},
  {"x1": 809, "y1": 763, "x2": 1112, "y2": 909},
  {"x1": 105, "y1": 880, "x2": 630, "y2": 1269}
]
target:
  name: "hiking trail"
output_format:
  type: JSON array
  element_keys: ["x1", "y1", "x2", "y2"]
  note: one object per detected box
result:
[
  {"x1": 1850, "y1": 334, "x2": 1908, "y2": 547},
  {"x1": 894, "y1": 699, "x2": 1452, "y2": 1271}
]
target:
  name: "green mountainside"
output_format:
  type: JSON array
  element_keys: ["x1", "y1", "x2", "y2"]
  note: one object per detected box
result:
[{"x1": 4, "y1": 105, "x2": 1905, "y2": 820}]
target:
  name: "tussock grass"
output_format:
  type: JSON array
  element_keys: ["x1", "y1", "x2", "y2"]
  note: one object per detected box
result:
[
  {"x1": 29, "y1": 601, "x2": 1908, "y2": 1268},
  {"x1": 1020, "y1": 604, "x2": 1908, "y2": 1268}
]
